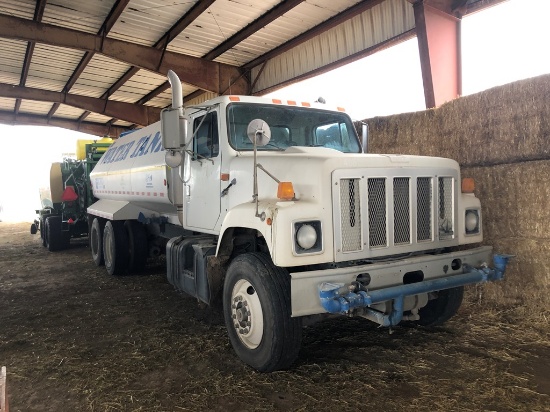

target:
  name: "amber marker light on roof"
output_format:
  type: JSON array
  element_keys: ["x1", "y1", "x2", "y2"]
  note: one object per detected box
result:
[
  {"x1": 229, "y1": 96, "x2": 240, "y2": 101},
  {"x1": 277, "y1": 182, "x2": 295, "y2": 200},
  {"x1": 462, "y1": 178, "x2": 475, "y2": 193},
  {"x1": 337, "y1": 107, "x2": 346, "y2": 112},
  {"x1": 272, "y1": 99, "x2": 282, "y2": 104}
]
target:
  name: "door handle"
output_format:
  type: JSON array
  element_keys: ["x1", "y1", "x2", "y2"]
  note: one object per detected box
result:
[{"x1": 221, "y1": 178, "x2": 237, "y2": 197}]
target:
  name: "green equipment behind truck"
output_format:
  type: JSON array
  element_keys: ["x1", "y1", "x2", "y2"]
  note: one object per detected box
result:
[{"x1": 31, "y1": 138, "x2": 112, "y2": 251}]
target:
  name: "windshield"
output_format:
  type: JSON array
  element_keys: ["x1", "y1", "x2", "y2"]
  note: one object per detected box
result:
[{"x1": 227, "y1": 103, "x2": 361, "y2": 153}]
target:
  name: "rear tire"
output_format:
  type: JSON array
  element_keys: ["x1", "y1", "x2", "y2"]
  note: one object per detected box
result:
[
  {"x1": 103, "y1": 220, "x2": 129, "y2": 276},
  {"x1": 90, "y1": 218, "x2": 105, "y2": 266},
  {"x1": 30, "y1": 223, "x2": 37, "y2": 234},
  {"x1": 124, "y1": 220, "x2": 148, "y2": 274},
  {"x1": 45, "y1": 216, "x2": 65, "y2": 252},
  {"x1": 40, "y1": 216, "x2": 49, "y2": 247},
  {"x1": 417, "y1": 286, "x2": 464, "y2": 326},
  {"x1": 223, "y1": 253, "x2": 302, "y2": 372}
]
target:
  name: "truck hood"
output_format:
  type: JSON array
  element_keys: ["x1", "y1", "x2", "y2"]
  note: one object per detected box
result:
[{"x1": 227, "y1": 146, "x2": 460, "y2": 204}]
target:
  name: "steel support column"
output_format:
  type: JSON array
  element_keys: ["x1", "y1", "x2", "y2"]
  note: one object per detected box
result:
[{"x1": 414, "y1": 1, "x2": 462, "y2": 108}]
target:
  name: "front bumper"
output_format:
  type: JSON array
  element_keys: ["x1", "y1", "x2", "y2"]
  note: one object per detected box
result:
[{"x1": 290, "y1": 246, "x2": 501, "y2": 317}]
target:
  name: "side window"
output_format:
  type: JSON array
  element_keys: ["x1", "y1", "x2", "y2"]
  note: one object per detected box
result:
[
  {"x1": 315, "y1": 123, "x2": 341, "y2": 149},
  {"x1": 314, "y1": 122, "x2": 358, "y2": 152},
  {"x1": 193, "y1": 112, "x2": 219, "y2": 158},
  {"x1": 340, "y1": 123, "x2": 351, "y2": 148}
]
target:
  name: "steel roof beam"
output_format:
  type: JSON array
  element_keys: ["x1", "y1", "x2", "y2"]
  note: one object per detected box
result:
[
  {"x1": 0, "y1": 14, "x2": 248, "y2": 96},
  {"x1": 114, "y1": 0, "x2": 218, "y2": 87},
  {"x1": 0, "y1": 83, "x2": 161, "y2": 126},
  {"x1": 47, "y1": 0, "x2": 132, "y2": 120},
  {"x1": 203, "y1": 0, "x2": 306, "y2": 61},
  {"x1": 81, "y1": 0, "x2": 217, "y2": 124},
  {"x1": 405, "y1": 0, "x2": 506, "y2": 17},
  {"x1": 244, "y1": 0, "x2": 385, "y2": 71},
  {"x1": 14, "y1": 0, "x2": 47, "y2": 116},
  {"x1": 138, "y1": 0, "x2": 307, "y2": 108},
  {"x1": 0, "y1": 111, "x2": 128, "y2": 137}
]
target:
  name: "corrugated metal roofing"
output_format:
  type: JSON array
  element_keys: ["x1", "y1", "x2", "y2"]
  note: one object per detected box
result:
[
  {"x1": 54, "y1": 104, "x2": 86, "y2": 120},
  {"x1": 0, "y1": 0, "x2": 503, "y2": 136},
  {"x1": 42, "y1": 0, "x2": 117, "y2": 33},
  {"x1": 110, "y1": 0, "x2": 199, "y2": 46},
  {"x1": 25, "y1": 44, "x2": 85, "y2": 92},
  {"x1": 251, "y1": 0, "x2": 414, "y2": 93},
  {"x1": 0, "y1": 98, "x2": 16, "y2": 111},
  {"x1": 71, "y1": 54, "x2": 133, "y2": 99},
  {"x1": 0, "y1": 39, "x2": 28, "y2": 86},
  {"x1": 167, "y1": 0, "x2": 280, "y2": 59}
]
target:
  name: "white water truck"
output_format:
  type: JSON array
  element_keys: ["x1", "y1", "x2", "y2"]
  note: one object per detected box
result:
[{"x1": 87, "y1": 71, "x2": 511, "y2": 372}]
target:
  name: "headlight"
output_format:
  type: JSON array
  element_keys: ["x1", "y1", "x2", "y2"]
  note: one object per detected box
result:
[
  {"x1": 294, "y1": 221, "x2": 323, "y2": 254},
  {"x1": 297, "y1": 225, "x2": 317, "y2": 249},
  {"x1": 465, "y1": 210, "x2": 480, "y2": 234}
]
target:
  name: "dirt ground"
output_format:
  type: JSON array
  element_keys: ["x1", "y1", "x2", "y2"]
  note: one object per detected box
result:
[{"x1": 0, "y1": 222, "x2": 548, "y2": 412}]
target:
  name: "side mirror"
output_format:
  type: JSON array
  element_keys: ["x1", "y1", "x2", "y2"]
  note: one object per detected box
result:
[
  {"x1": 161, "y1": 108, "x2": 187, "y2": 150},
  {"x1": 247, "y1": 119, "x2": 271, "y2": 147}
]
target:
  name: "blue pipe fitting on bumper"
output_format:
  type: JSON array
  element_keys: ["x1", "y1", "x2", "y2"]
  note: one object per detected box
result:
[{"x1": 319, "y1": 253, "x2": 512, "y2": 317}]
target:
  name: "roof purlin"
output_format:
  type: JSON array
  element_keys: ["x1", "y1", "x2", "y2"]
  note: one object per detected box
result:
[
  {"x1": 79, "y1": 0, "x2": 217, "y2": 124},
  {"x1": 47, "y1": 0, "x2": 133, "y2": 121},
  {"x1": 14, "y1": 0, "x2": 47, "y2": 117}
]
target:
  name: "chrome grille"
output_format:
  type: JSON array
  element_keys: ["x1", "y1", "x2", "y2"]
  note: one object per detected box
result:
[
  {"x1": 393, "y1": 177, "x2": 410, "y2": 245},
  {"x1": 340, "y1": 178, "x2": 362, "y2": 252},
  {"x1": 438, "y1": 177, "x2": 454, "y2": 239},
  {"x1": 368, "y1": 178, "x2": 387, "y2": 248},
  {"x1": 417, "y1": 177, "x2": 432, "y2": 241}
]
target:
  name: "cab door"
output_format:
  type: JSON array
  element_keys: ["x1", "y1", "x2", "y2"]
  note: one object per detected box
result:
[{"x1": 184, "y1": 110, "x2": 221, "y2": 231}]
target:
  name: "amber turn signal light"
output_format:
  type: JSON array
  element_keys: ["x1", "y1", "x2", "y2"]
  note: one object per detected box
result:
[
  {"x1": 462, "y1": 177, "x2": 475, "y2": 193},
  {"x1": 277, "y1": 182, "x2": 295, "y2": 200}
]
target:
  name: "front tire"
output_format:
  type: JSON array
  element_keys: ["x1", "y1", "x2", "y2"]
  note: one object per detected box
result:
[
  {"x1": 223, "y1": 253, "x2": 302, "y2": 372},
  {"x1": 416, "y1": 286, "x2": 464, "y2": 326},
  {"x1": 103, "y1": 221, "x2": 129, "y2": 276}
]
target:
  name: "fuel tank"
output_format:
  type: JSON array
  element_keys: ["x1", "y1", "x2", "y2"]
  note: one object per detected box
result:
[{"x1": 90, "y1": 122, "x2": 179, "y2": 208}]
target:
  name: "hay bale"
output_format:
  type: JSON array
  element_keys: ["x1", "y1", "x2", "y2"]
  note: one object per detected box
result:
[
  {"x1": 462, "y1": 164, "x2": 521, "y2": 240},
  {"x1": 466, "y1": 237, "x2": 550, "y2": 316},
  {"x1": 361, "y1": 74, "x2": 550, "y2": 315},
  {"x1": 365, "y1": 73, "x2": 550, "y2": 166}
]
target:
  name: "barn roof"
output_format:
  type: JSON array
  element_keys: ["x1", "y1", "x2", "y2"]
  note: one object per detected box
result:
[{"x1": 0, "y1": 0, "x2": 504, "y2": 136}]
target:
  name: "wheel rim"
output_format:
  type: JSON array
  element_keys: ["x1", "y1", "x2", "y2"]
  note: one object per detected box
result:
[{"x1": 230, "y1": 279, "x2": 264, "y2": 349}]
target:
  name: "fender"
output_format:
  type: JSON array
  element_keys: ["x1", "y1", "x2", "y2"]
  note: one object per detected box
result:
[
  {"x1": 217, "y1": 201, "x2": 276, "y2": 259},
  {"x1": 217, "y1": 199, "x2": 336, "y2": 267}
]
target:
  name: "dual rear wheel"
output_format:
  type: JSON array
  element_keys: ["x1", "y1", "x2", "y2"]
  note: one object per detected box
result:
[{"x1": 90, "y1": 217, "x2": 148, "y2": 275}]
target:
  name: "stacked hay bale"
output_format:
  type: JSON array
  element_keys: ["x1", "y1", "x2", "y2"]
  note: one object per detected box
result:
[{"x1": 361, "y1": 74, "x2": 550, "y2": 316}]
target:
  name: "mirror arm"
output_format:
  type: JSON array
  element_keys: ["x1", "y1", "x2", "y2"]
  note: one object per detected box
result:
[{"x1": 257, "y1": 163, "x2": 280, "y2": 183}]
